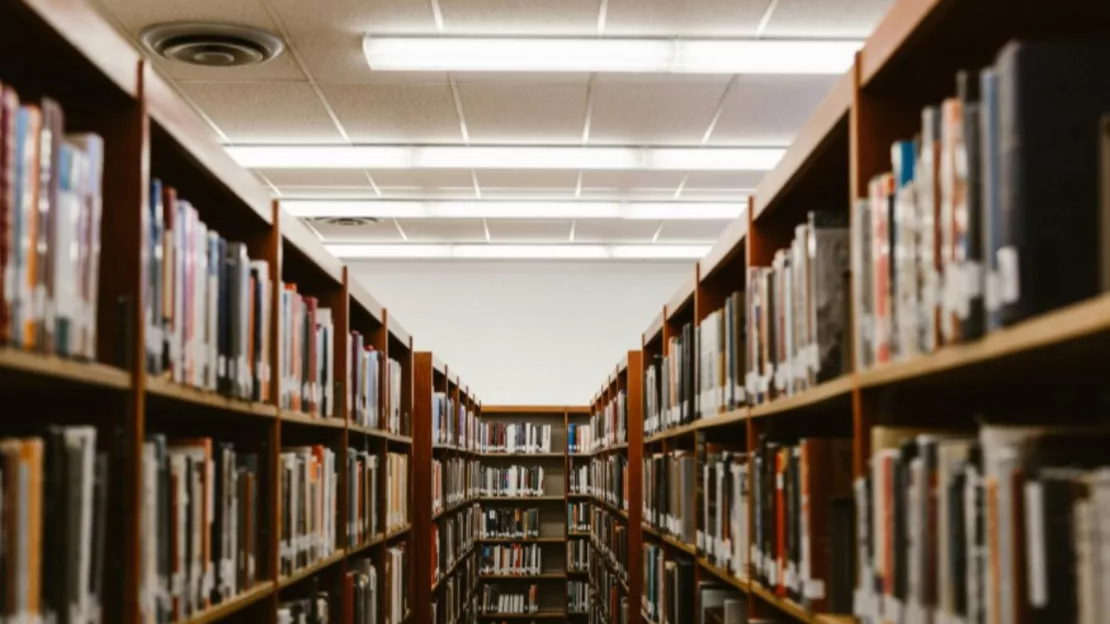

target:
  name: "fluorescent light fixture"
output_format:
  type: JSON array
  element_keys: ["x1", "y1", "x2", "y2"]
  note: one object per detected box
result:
[
  {"x1": 362, "y1": 37, "x2": 861, "y2": 74},
  {"x1": 283, "y1": 200, "x2": 745, "y2": 220},
  {"x1": 226, "y1": 145, "x2": 784, "y2": 171},
  {"x1": 327, "y1": 244, "x2": 711, "y2": 260}
]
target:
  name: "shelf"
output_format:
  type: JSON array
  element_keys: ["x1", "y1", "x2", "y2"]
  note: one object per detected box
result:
[
  {"x1": 644, "y1": 419, "x2": 700, "y2": 444},
  {"x1": 640, "y1": 523, "x2": 697, "y2": 557},
  {"x1": 696, "y1": 557, "x2": 749, "y2": 595},
  {"x1": 666, "y1": 275, "x2": 695, "y2": 321},
  {"x1": 693, "y1": 406, "x2": 749, "y2": 429},
  {"x1": 567, "y1": 493, "x2": 592, "y2": 499},
  {"x1": 478, "y1": 537, "x2": 566, "y2": 543},
  {"x1": 567, "y1": 568, "x2": 589, "y2": 575},
  {"x1": 350, "y1": 423, "x2": 413, "y2": 444},
  {"x1": 176, "y1": 582, "x2": 275, "y2": 624},
  {"x1": 347, "y1": 533, "x2": 387, "y2": 556},
  {"x1": 278, "y1": 550, "x2": 347, "y2": 589},
  {"x1": 433, "y1": 546, "x2": 475, "y2": 593},
  {"x1": 0, "y1": 348, "x2": 130, "y2": 391},
  {"x1": 478, "y1": 495, "x2": 564, "y2": 502},
  {"x1": 385, "y1": 525, "x2": 410, "y2": 541},
  {"x1": 434, "y1": 498, "x2": 477, "y2": 521},
  {"x1": 643, "y1": 310, "x2": 665, "y2": 347},
  {"x1": 749, "y1": 375, "x2": 855, "y2": 419},
  {"x1": 146, "y1": 377, "x2": 276, "y2": 418},
  {"x1": 749, "y1": 583, "x2": 855, "y2": 624},
  {"x1": 279, "y1": 410, "x2": 347, "y2": 429},
  {"x1": 568, "y1": 531, "x2": 591, "y2": 538},
  {"x1": 477, "y1": 613, "x2": 566, "y2": 620},
  {"x1": 479, "y1": 573, "x2": 566, "y2": 580},
  {"x1": 593, "y1": 496, "x2": 629, "y2": 521}
]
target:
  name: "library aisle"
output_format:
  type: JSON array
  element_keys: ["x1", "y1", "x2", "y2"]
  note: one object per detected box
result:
[{"x1": 3, "y1": 0, "x2": 1110, "y2": 623}]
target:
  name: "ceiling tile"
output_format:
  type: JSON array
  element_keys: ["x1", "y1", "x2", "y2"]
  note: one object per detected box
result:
[
  {"x1": 438, "y1": 0, "x2": 601, "y2": 34},
  {"x1": 487, "y1": 219, "x2": 574, "y2": 242},
  {"x1": 580, "y1": 171, "x2": 687, "y2": 191},
  {"x1": 267, "y1": 0, "x2": 438, "y2": 83},
  {"x1": 398, "y1": 219, "x2": 488, "y2": 242},
  {"x1": 574, "y1": 219, "x2": 659, "y2": 243},
  {"x1": 458, "y1": 82, "x2": 588, "y2": 144},
  {"x1": 258, "y1": 168, "x2": 372, "y2": 187},
  {"x1": 368, "y1": 170, "x2": 476, "y2": 189},
  {"x1": 181, "y1": 82, "x2": 344, "y2": 143},
  {"x1": 762, "y1": 0, "x2": 893, "y2": 37},
  {"x1": 589, "y1": 78, "x2": 728, "y2": 145},
  {"x1": 307, "y1": 218, "x2": 403, "y2": 242},
  {"x1": 709, "y1": 75, "x2": 838, "y2": 146},
  {"x1": 683, "y1": 171, "x2": 764, "y2": 190},
  {"x1": 656, "y1": 220, "x2": 731, "y2": 242},
  {"x1": 604, "y1": 0, "x2": 766, "y2": 36},
  {"x1": 475, "y1": 170, "x2": 580, "y2": 190},
  {"x1": 322, "y1": 82, "x2": 463, "y2": 142}
]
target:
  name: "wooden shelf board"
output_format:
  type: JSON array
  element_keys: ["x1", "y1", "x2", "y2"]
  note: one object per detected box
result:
[
  {"x1": 349, "y1": 424, "x2": 412, "y2": 444},
  {"x1": 478, "y1": 537, "x2": 566, "y2": 543},
  {"x1": 568, "y1": 531, "x2": 591, "y2": 538},
  {"x1": 347, "y1": 533, "x2": 387, "y2": 556},
  {"x1": 176, "y1": 581, "x2": 275, "y2": 624},
  {"x1": 434, "y1": 498, "x2": 477, "y2": 521},
  {"x1": 279, "y1": 410, "x2": 347, "y2": 429},
  {"x1": 593, "y1": 496, "x2": 629, "y2": 521},
  {"x1": 278, "y1": 550, "x2": 347, "y2": 589},
  {"x1": 644, "y1": 419, "x2": 700, "y2": 444},
  {"x1": 479, "y1": 573, "x2": 566, "y2": 580},
  {"x1": 348, "y1": 278, "x2": 385, "y2": 325},
  {"x1": 387, "y1": 312, "x2": 412, "y2": 348},
  {"x1": 696, "y1": 557, "x2": 749, "y2": 595},
  {"x1": 146, "y1": 377, "x2": 276, "y2": 418},
  {"x1": 666, "y1": 274, "x2": 696, "y2": 321},
  {"x1": 643, "y1": 309, "x2": 666, "y2": 348},
  {"x1": 279, "y1": 211, "x2": 344, "y2": 285},
  {"x1": 385, "y1": 525, "x2": 410, "y2": 541},
  {"x1": 857, "y1": 292, "x2": 1110, "y2": 390},
  {"x1": 749, "y1": 374, "x2": 854, "y2": 419},
  {"x1": 749, "y1": 583, "x2": 852, "y2": 624},
  {"x1": 700, "y1": 214, "x2": 751, "y2": 283},
  {"x1": 478, "y1": 495, "x2": 564, "y2": 502},
  {"x1": 688, "y1": 407, "x2": 748, "y2": 430},
  {"x1": 433, "y1": 546, "x2": 475, "y2": 593},
  {"x1": 567, "y1": 493, "x2": 592, "y2": 499},
  {"x1": 0, "y1": 348, "x2": 131, "y2": 391}
]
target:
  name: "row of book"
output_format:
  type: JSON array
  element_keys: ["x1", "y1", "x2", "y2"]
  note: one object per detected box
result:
[
  {"x1": 643, "y1": 451, "x2": 696, "y2": 545},
  {"x1": 751, "y1": 437, "x2": 854, "y2": 614},
  {"x1": 280, "y1": 446, "x2": 338, "y2": 578},
  {"x1": 277, "y1": 584, "x2": 329, "y2": 624},
  {"x1": 696, "y1": 291, "x2": 746, "y2": 417},
  {"x1": 142, "y1": 436, "x2": 260, "y2": 623},
  {"x1": 643, "y1": 549, "x2": 693, "y2": 624},
  {"x1": 568, "y1": 537, "x2": 590, "y2": 572},
  {"x1": 383, "y1": 452, "x2": 409, "y2": 533},
  {"x1": 433, "y1": 503, "x2": 478, "y2": 585},
  {"x1": 855, "y1": 425, "x2": 1110, "y2": 624},
  {"x1": 592, "y1": 549, "x2": 627, "y2": 623},
  {"x1": 592, "y1": 506, "x2": 628, "y2": 581},
  {"x1": 0, "y1": 429, "x2": 110, "y2": 624},
  {"x1": 643, "y1": 324, "x2": 695, "y2": 436},
  {"x1": 432, "y1": 457, "x2": 480, "y2": 513},
  {"x1": 854, "y1": 40, "x2": 1110, "y2": 371},
  {"x1": 591, "y1": 454, "x2": 628, "y2": 510},
  {"x1": 478, "y1": 543, "x2": 543, "y2": 576},
  {"x1": 568, "y1": 502, "x2": 590, "y2": 533},
  {"x1": 477, "y1": 465, "x2": 545, "y2": 497},
  {"x1": 476, "y1": 422, "x2": 552, "y2": 454},
  {"x1": 432, "y1": 392, "x2": 476, "y2": 450},
  {"x1": 745, "y1": 213, "x2": 850, "y2": 405},
  {"x1": 568, "y1": 580, "x2": 589, "y2": 614},
  {"x1": 146, "y1": 180, "x2": 275, "y2": 403},
  {"x1": 0, "y1": 88, "x2": 103, "y2": 361},
  {"x1": 697, "y1": 445, "x2": 748, "y2": 581},
  {"x1": 569, "y1": 462, "x2": 590, "y2": 495},
  {"x1": 697, "y1": 583, "x2": 750, "y2": 624},
  {"x1": 480, "y1": 507, "x2": 542, "y2": 540},
  {"x1": 346, "y1": 448, "x2": 379, "y2": 549},
  {"x1": 349, "y1": 332, "x2": 404, "y2": 435},
  {"x1": 478, "y1": 583, "x2": 539, "y2": 615},
  {"x1": 591, "y1": 391, "x2": 627, "y2": 450},
  {"x1": 432, "y1": 552, "x2": 477, "y2": 624},
  {"x1": 279, "y1": 286, "x2": 334, "y2": 417},
  {"x1": 344, "y1": 555, "x2": 408, "y2": 624},
  {"x1": 567, "y1": 423, "x2": 594, "y2": 455}
]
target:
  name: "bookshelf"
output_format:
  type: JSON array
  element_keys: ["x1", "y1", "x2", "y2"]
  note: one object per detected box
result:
[
  {"x1": 630, "y1": 2, "x2": 1110, "y2": 624},
  {"x1": 0, "y1": 1, "x2": 416, "y2": 623}
]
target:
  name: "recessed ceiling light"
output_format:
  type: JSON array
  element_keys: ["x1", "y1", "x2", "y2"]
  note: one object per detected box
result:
[
  {"x1": 226, "y1": 145, "x2": 784, "y2": 172},
  {"x1": 284, "y1": 200, "x2": 744, "y2": 221},
  {"x1": 362, "y1": 37, "x2": 861, "y2": 74},
  {"x1": 328, "y1": 244, "x2": 711, "y2": 260}
]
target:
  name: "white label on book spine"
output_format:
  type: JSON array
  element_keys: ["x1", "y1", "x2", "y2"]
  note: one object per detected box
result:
[
  {"x1": 884, "y1": 597, "x2": 903, "y2": 622},
  {"x1": 804, "y1": 579, "x2": 825, "y2": 600},
  {"x1": 997, "y1": 246, "x2": 1021, "y2": 305},
  {"x1": 1024, "y1": 481, "x2": 1048, "y2": 607}
]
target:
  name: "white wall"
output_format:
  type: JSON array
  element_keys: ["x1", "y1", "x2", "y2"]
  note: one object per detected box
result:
[{"x1": 349, "y1": 260, "x2": 692, "y2": 406}]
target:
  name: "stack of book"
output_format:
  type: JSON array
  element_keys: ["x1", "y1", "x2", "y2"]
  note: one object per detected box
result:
[
  {"x1": 277, "y1": 583, "x2": 330, "y2": 624},
  {"x1": 432, "y1": 392, "x2": 456, "y2": 447},
  {"x1": 346, "y1": 447, "x2": 379, "y2": 547},
  {"x1": 278, "y1": 287, "x2": 335, "y2": 417},
  {"x1": 745, "y1": 212, "x2": 850, "y2": 405},
  {"x1": 0, "y1": 89, "x2": 104, "y2": 362},
  {"x1": 280, "y1": 446, "x2": 338, "y2": 577},
  {"x1": 481, "y1": 507, "x2": 541, "y2": 539},
  {"x1": 696, "y1": 291, "x2": 747, "y2": 417},
  {"x1": 385, "y1": 451, "x2": 409, "y2": 533},
  {"x1": 0, "y1": 428, "x2": 111, "y2": 624},
  {"x1": 853, "y1": 41, "x2": 1110, "y2": 370},
  {"x1": 568, "y1": 580, "x2": 589, "y2": 614},
  {"x1": 591, "y1": 506, "x2": 627, "y2": 579},
  {"x1": 479, "y1": 583, "x2": 538, "y2": 615},
  {"x1": 433, "y1": 551, "x2": 477, "y2": 624},
  {"x1": 478, "y1": 464, "x2": 545, "y2": 497},
  {"x1": 433, "y1": 502, "x2": 478, "y2": 583},
  {"x1": 479, "y1": 543, "x2": 542, "y2": 576},
  {"x1": 591, "y1": 391, "x2": 627, "y2": 449},
  {"x1": 697, "y1": 444, "x2": 748, "y2": 581},
  {"x1": 477, "y1": 422, "x2": 552, "y2": 454},
  {"x1": 644, "y1": 322, "x2": 696, "y2": 436},
  {"x1": 643, "y1": 451, "x2": 695, "y2": 545},
  {"x1": 146, "y1": 180, "x2": 275, "y2": 403},
  {"x1": 348, "y1": 334, "x2": 403, "y2": 434},
  {"x1": 591, "y1": 453, "x2": 627, "y2": 509},
  {"x1": 750, "y1": 437, "x2": 853, "y2": 614},
  {"x1": 697, "y1": 583, "x2": 749, "y2": 624},
  {"x1": 569, "y1": 461, "x2": 591, "y2": 495},
  {"x1": 591, "y1": 545, "x2": 627, "y2": 623},
  {"x1": 433, "y1": 456, "x2": 478, "y2": 513},
  {"x1": 567, "y1": 502, "x2": 590, "y2": 533},
  {"x1": 568, "y1": 537, "x2": 589, "y2": 572},
  {"x1": 384, "y1": 546, "x2": 408, "y2": 623},
  {"x1": 142, "y1": 436, "x2": 261, "y2": 621},
  {"x1": 568, "y1": 423, "x2": 593, "y2": 455},
  {"x1": 643, "y1": 543, "x2": 665, "y2": 623},
  {"x1": 344, "y1": 558, "x2": 379, "y2": 623}
]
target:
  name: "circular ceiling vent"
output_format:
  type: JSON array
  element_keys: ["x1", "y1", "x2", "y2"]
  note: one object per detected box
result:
[
  {"x1": 141, "y1": 22, "x2": 285, "y2": 67},
  {"x1": 313, "y1": 217, "x2": 382, "y2": 227}
]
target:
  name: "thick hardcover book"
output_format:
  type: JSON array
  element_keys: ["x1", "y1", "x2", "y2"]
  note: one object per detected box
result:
[{"x1": 994, "y1": 40, "x2": 1110, "y2": 325}]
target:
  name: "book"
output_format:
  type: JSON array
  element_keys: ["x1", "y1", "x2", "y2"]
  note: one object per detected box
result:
[
  {"x1": 279, "y1": 445, "x2": 338, "y2": 577},
  {"x1": 475, "y1": 421, "x2": 551, "y2": 454}
]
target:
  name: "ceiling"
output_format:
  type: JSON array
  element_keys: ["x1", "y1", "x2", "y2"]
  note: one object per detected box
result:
[{"x1": 91, "y1": 0, "x2": 892, "y2": 259}]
